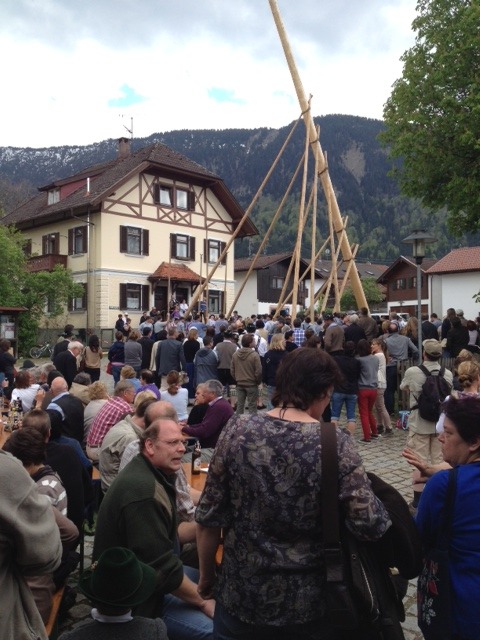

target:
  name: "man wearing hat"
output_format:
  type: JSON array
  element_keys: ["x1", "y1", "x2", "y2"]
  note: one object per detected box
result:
[
  {"x1": 400, "y1": 339, "x2": 453, "y2": 511},
  {"x1": 59, "y1": 547, "x2": 169, "y2": 639}
]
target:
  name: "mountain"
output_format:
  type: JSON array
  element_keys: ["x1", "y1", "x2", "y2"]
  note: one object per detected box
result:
[{"x1": 1, "y1": 115, "x2": 478, "y2": 261}]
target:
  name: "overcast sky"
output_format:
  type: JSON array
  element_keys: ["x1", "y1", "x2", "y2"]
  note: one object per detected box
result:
[{"x1": 0, "y1": 0, "x2": 417, "y2": 149}]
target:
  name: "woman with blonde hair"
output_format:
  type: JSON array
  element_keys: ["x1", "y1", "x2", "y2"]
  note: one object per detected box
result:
[
  {"x1": 120, "y1": 365, "x2": 141, "y2": 392},
  {"x1": 402, "y1": 316, "x2": 418, "y2": 347},
  {"x1": 161, "y1": 370, "x2": 188, "y2": 421},
  {"x1": 455, "y1": 360, "x2": 480, "y2": 396},
  {"x1": 84, "y1": 381, "x2": 109, "y2": 444},
  {"x1": 263, "y1": 333, "x2": 287, "y2": 409}
]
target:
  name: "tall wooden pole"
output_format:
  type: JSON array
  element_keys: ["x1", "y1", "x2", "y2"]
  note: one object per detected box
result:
[
  {"x1": 268, "y1": 0, "x2": 368, "y2": 310},
  {"x1": 310, "y1": 127, "x2": 319, "y2": 319}
]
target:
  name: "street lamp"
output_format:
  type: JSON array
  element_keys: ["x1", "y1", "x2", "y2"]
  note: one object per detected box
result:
[{"x1": 402, "y1": 230, "x2": 437, "y2": 364}]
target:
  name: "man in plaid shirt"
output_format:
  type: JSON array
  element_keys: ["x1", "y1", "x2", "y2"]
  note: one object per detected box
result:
[
  {"x1": 86, "y1": 380, "x2": 135, "y2": 461},
  {"x1": 292, "y1": 318, "x2": 306, "y2": 347}
]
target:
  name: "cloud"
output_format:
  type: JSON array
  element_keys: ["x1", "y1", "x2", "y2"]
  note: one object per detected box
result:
[
  {"x1": 208, "y1": 88, "x2": 245, "y2": 106},
  {"x1": 0, "y1": 0, "x2": 418, "y2": 147},
  {"x1": 108, "y1": 84, "x2": 146, "y2": 108}
]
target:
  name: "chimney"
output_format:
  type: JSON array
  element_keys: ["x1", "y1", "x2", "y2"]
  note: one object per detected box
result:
[{"x1": 117, "y1": 137, "x2": 131, "y2": 159}]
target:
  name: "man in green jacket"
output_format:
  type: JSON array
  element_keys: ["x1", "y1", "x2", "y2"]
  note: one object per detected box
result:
[{"x1": 93, "y1": 418, "x2": 214, "y2": 640}]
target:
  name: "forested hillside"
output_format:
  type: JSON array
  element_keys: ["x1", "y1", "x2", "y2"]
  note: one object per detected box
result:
[{"x1": 1, "y1": 115, "x2": 478, "y2": 261}]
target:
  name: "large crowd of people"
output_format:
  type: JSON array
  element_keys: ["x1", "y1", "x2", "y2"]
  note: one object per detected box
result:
[{"x1": 0, "y1": 305, "x2": 479, "y2": 640}]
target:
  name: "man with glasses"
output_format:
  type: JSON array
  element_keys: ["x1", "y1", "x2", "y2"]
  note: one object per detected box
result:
[{"x1": 93, "y1": 418, "x2": 214, "y2": 640}]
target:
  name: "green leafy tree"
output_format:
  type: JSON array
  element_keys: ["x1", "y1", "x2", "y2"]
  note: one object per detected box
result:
[
  {"x1": 0, "y1": 225, "x2": 83, "y2": 353},
  {"x1": 382, "y1": 0, "x2": 480, "y2": 235},
  {"x1": 341, "y1": 277, "x2": 384, "y2": 311}
]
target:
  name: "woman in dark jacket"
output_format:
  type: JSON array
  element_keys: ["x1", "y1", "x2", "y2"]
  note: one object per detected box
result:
[
  {"x1": 263, "y1": 334, "x2": 288, "y2": 409},
  {"x1": 0, "y1": 338, "x2": 16, "y2": 394},
  {"x1": 446, "y1": 316, "x2": 470, "y2": 358},
  {"x1": 107, "y1": 331, "x2": 125, "y2": 385},
  {"x1": 331, "y1": 340, "x2": 360, "y2": 435},
  {"x1": 183, "y1": 327, "x2": 201, "y2": 400}
]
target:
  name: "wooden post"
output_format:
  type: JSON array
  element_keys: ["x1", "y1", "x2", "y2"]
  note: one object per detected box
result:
[
  {"x1": 310, "y1": 126, "x2": 319, "y2": 319},
  {"x1": 268, "y1": 0, "x2": 368, "y2": 310},
  {"x1": 291, "y1": 118, "x2": 310, "y2": 316},
  {"x1": 226, "y1": 151, "x2": 305, "y2": 318}
]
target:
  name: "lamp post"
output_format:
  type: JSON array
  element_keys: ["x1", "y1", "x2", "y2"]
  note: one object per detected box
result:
[{"x1": 402, "y1": 230, "x2": 437, "y2": 364}]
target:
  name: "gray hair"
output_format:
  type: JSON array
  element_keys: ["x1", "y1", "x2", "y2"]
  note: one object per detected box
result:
[
  {"x1": 203, "y1": 379, "x2": 224, "y2": 398},
  {"x1": 349, "y1": 313, "x2": 359, "y2": 323},
  {"x1": 73, "y1": 372, "x2": 92, "y2": 386},
  {"x1": 68, "y1": 341, "x2": 84, "y2": 352},
  {"x1": 113, "y1": 380, "x2": 135, "y2": 396}
]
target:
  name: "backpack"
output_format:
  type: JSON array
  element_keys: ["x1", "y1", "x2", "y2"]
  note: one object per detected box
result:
[{"x1": 412, "y1": 365, "x2": 450, "y2": 422}]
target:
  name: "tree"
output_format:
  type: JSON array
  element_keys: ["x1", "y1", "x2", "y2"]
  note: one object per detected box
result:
[
  {"x1": 382, "y1": 0, "x2": 480, "y2": 236},
  {"x1": 341, "y1": 277, "x2": 384, "y2": 312},
  {"x1": 0, "y1": 225, "x2": 83, "y2": 353}
]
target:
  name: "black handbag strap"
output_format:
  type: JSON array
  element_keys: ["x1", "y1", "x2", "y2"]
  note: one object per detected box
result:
[
  {"x1": 320, "y1": 422, "x2": 340, "y2": 548},
  {"x1": 436, "y1": 467, "x2": 458, "y2": 550}
]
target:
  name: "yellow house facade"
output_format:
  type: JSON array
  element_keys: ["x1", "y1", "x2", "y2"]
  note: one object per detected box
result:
[{"x1": 2, "y1": 138, "x2": 256, "y2": 339}]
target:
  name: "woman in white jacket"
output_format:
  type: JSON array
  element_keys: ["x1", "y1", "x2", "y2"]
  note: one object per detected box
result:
[{"x1": 371, "y1": 338, "x2": 393, "y2": 434}]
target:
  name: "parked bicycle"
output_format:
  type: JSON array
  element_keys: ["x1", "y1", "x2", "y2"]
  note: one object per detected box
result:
[{"x1": 29, "y1": 341, "x2": 53, "y2": 359}]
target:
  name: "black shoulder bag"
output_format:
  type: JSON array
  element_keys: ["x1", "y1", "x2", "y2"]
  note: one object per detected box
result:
[{"x1": 321, "y1": 423, "x2": 406, "y2": 640}]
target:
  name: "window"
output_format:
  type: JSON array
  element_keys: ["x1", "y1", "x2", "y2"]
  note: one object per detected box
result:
[
  {"x1": 204, "y1": 239, "x2": 226, "y2": 264},
  {"x1": 47, "y1": 188, "x2": 60, "y2": 205},
  {"x1": 120, "y1": 226, "x2": 149, "y2": 256},
  {"x1": 394, "y1": 278, "x2": 406, "y2": 290},
  {"x1": 68, "y1": 226, "x2": 88, "y2": 255},
  {"x1": 23, "y1": 240, "x2": 32, "y2": 257},
  {"x1": 272, "y1": 277, "x2": 285, "y2": 289},
  {"x1": 153, "y1": 185, "x2": 195, "y2": 210},
  {"x1": 42, "y1": 232, "x2": 59, "y2": 255},
  {"x1": 69, "y1": 284, "x2": 87, "y2": 311},
  {"x1": 171, "y1": 234, "x2": 195, "y2": 261},
  {"x1": 119, "y1": 284, "x2": 150, "y2": 311},
  {"x1": 208, "y1": 291, "x2": 224, "y2": 314}
]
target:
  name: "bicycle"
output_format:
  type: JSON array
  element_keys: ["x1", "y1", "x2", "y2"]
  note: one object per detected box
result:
[{"x1": 29, "y1": 341, "x2": 53, "y2": 359}]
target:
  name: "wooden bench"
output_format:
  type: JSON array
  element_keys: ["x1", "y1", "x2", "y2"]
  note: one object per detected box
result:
[{"x1": 45, "y1": 585, "x2": 65, "y2": 639}]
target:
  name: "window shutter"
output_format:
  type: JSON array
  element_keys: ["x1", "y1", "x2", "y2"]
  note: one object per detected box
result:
[
  {"x1": 42, "y1": 235, "x2": 48, "y2": 254},
  {"x1": 188, "y1": 190, "x2": 195, "y2": 211},
  {"x1": 142, "y1": 229, "x2": 149, "y2": 256},
  {"x1": 82, "y1": 283, "x2": 88, "y2": 309},
  {"x1": 119, "y1": 284, "x2": 127, "y2": 309},
  {"x1": 141, "y1": 285, "x2": 150, "y2": 310},
  {"x1": 153, "y1": 184, "x2": 160, "y2": 204},
  {"x1": 170, "y1": 234, "x2": 177, "y2": 259},
  {"x1": 120, "y1": 226, "x2": 127, "y2": 253},
  {"x1": 82, "y1": 226, "x2": 88, "y2": 253},
  {"x1": 189, "y1": 237, "x2": 196, "y2": 261},
  {"x1": 24, "y1": 240, "x2": 32, "y2": 257},
  {"x1": 68, "y1": 229, "x2": 74, "y2": 255},
  {"x1": 203, "y1": 239, "x2": 207, "y2": 263},
  {"x1": 220, "y1": 241, "x2": 227, "y2": 265}
]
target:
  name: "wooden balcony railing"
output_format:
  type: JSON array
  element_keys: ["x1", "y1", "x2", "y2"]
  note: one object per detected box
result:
[{"x1": 26, "y1": 254, "x2": 68, "y2": 273}]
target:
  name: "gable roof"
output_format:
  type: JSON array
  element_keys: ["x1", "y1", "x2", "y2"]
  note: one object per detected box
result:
[
  {"x1": 234, "y1": 252, "x2": 323, "y2": 277},
  {"x1": 377, "y1": 255, "x2": 437, "y2": 283},
  {"x1": 426, "y1": 246, "x2": 480, "y2": 274},
  {"x1": 1, "y1": 142, "x2": 257, "y2": 236},
  {"x1": 148, "y1": 262, "x2": 203, "y2": 283}
]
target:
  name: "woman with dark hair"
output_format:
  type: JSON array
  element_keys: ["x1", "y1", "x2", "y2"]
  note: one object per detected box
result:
[
  {"x1": 11, "y1": 368, "x2": 40, "y2": 412},
  {"x1": 196, "y1": 348, "x2": 392, "y2": 639},
  {"x1": 108, "y1": 330, "x2": 125, "y2": 385},
  {"x1": 84, "y1": 334, "x2": 103, "y2": 382},
  {"x1": 356, "y1": 339, "x2": 379, "y2": 443},
  {"x1": 262, "y1": 333, "x2": 287, "y2": 410},
  {"x1": 0, "y1": 338, "x2": 16, "y2": 392},
  {"x1": 183, "y1": 327, "x2": 202, "y2": 401},
  {"x1": 331, "y1": 340, "x2": 360, "y2": 434},
  {"x1": 415, "y1": 396, "x2": 480, "y2": 640}
]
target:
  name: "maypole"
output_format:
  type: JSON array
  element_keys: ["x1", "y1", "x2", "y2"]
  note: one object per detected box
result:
[{"x1": 268, "y1": 0, "x2": 368, "y2": 310}]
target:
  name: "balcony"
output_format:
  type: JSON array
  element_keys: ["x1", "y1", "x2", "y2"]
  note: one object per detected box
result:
[{"x1": 27, "y1": 253, "x2": 68, "y2": 273}]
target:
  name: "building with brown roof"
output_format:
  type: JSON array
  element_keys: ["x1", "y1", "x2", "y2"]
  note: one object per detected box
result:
[
  {"x1": 377, "y1": 256, "x2": 437, "y2": 316},
  {"x1": 427, "y1": 247, "x2": 480, "y2": 321},
  {"x1": 1, "y1": 138, "x2": 256, "y2": 336}
]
